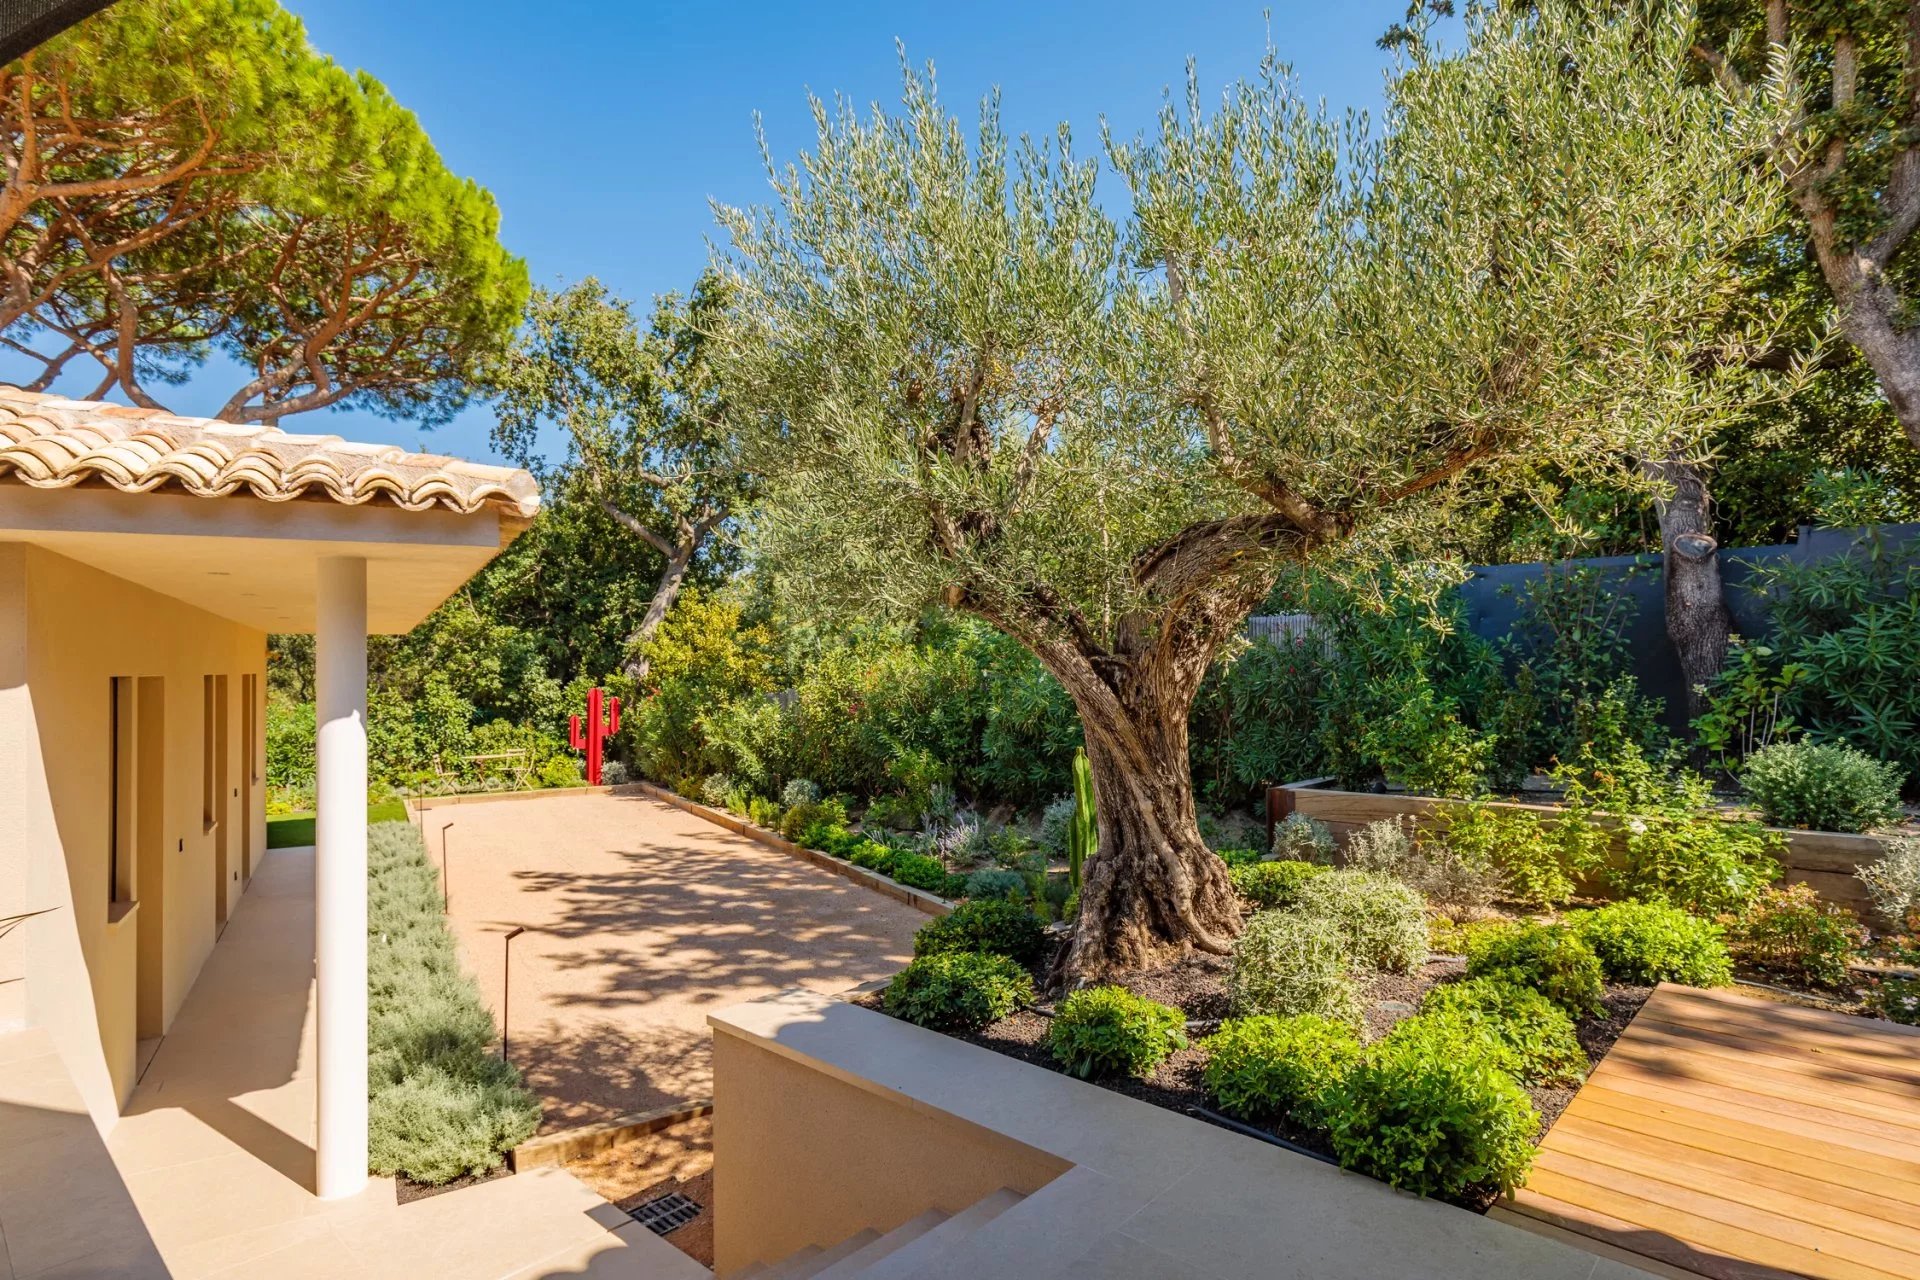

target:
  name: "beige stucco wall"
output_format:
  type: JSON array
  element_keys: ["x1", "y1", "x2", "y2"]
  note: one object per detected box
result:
[
  {"x1": 0, "y1": 542, "x2": 266, "y2": 1128},
  {"x1": 710, "y1": 1026, "x2": 1069, "y2": 1276}
]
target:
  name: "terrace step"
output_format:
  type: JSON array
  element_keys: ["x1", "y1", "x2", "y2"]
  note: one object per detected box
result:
[
  {"x1": 811, "y1": 1210, "x2": 948, "y2": 1279},
  {"x1": 850, "y1": 1189, "x2": 1025, "y2": 1280}
]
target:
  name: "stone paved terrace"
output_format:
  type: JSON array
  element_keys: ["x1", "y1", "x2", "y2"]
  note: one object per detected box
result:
[
  {"x1": 83, "y1": 846, "x2": 707, "y2": 1280},
  {"x1": 423, "y1": 790, "x2": 925, "y2": 1130}
]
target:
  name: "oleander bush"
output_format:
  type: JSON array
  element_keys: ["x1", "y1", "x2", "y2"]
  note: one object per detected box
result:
[
  {"x1": 1228, "y1": 911, "x2": 1362, "y2": 1025},
  {"x1": 912, "y1": 899, "x2": 1047, "y2": 965},
  {"x1": 1291, "y1": 869, "x2": 1432, "y2": 973},
  {"x1": 1228, "y1": 859, "x2": 1326, "y2": 909},
  {"x1": 1464, "y1": 921, "x2": 1605, "y2": 1017},
  {"x1": 1725, "y1": 883, "x2": 1864, "y2": 988},
  {"x1": 1324, "y1": 1016, "x2": 1538, "y2": 1199},
  {"x1": 1201, "y1": 1014, "x2": 1362, "y2": 1128},
  {"x1": 1419, "y1": 978, "x2": 1588, "y2": 1086},
  {"x1": 1570, "y1": 901, "x2": 1732, "y2": 986},
  {"x1": 1046, "y1": 986, "x2": 1189, "y2": 1079},
  {"x1": 883, "y1": 952, "x2": 1034, "y2": 1031},
  {"x1": 367, "y1": 823, "x2": 541, "y2": 1184},
  {"x1": 1741, "y1": 740, "x2": 1906, "y2": 833},
  {"x1": 1271, "y1": 812, "x2": 1337, "y2": 863}
]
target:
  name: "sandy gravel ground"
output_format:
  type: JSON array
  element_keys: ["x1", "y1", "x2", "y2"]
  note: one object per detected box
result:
[{"x1": 430, "y1": 791, "x2": 923, "y2": 1130}]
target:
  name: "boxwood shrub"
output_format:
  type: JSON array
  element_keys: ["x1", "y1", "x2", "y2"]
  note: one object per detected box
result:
[
  {"x1": 367, "y1": 822, "x2": 541, "y2": 1185},
  {"x1": 1046, "y1": 986, "x2": 1188, "y2": 1079},
  {"x1": 1228, "y1": 911, "x2": 1361, "y2": 1025},
  {"x1": 912, "y1": 899, "x2": 1047, "y2": 966},
  {"x1": 1201, "y1": 1013, "x2": 1361, "y2": 1128},
  {"x1": 1228, "y1": 859, "x2": 1325, "y2": 910},
  {"x1": 1291, "y1": 868, "x2": 1431, "y2": 973},
  {"x1": 1324, "y1": 1017, "x2": 1539, "y2": 1199},
  {"x1": 883, "y1": 952, "x2": 1034, "y2": 1031},
  {"x1": 1570, "y1": 901, "x2": 1732, "y2": 987},
  {"x1": 890, "y1": 850, "x2": 950, "y2": 892},
  {"x1": 1419, "y1": 978, "x2": 1588, "y2": 1086},
  {"x1": 1465, "y1": 921, "x2": 1605, "y2": 1018}
]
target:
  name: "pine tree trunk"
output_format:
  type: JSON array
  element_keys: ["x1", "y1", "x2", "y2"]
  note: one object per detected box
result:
[{"x1": 1650, "y1": 454, "x2": 1730, "y2": 718}]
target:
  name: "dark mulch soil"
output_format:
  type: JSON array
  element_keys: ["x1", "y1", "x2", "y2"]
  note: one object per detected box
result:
[
  {"x1": 394, "y1": 1163, "x2": 512, "y2": 1205},
  {"x1": 861, "y1": 940, "x2": 1657, "y2": 1215}
]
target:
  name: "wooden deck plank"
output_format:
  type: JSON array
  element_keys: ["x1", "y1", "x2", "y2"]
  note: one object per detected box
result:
[
  {"x1": 1513, "y1": 984, "x2": 1920, "y2": 1280},
  {"x1": 1600, "y1": 1037, "x2": 1920, "y2": 1136},
  {"x1": 1565, "y1": 1097, "x2": 1920, "y2": 1207},
  {"x1": 1627, "y1": 1014, "x2": 1920, "y2": 1097},
  {"x1": 1546, "y1": 1125, "x2": 1920, "y2": 1257}
]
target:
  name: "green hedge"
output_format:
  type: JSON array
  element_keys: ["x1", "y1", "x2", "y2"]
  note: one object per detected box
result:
[{"x1": 367, "y1": 822, "x2": 541, "y2": 1184}]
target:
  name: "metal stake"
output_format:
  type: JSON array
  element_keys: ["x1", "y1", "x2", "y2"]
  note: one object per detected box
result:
[
  {"x1": 502, "y1": 926, "x2": 527, "y2": 1065},
  {"x1": 439, "y1": 821, "x2": 455, "y2": 911}
]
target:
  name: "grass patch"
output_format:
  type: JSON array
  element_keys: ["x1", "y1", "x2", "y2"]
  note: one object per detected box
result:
[
  {"x1": 267, "y1": 798, "x2": 409, "y2": 848},
  {"x1": 367, "y1": 821, "x2": 541, "y2": 1183}
]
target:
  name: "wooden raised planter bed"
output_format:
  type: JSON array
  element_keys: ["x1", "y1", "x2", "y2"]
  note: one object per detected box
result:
[{"x1": 1266, "y1": 777, "x2": 1892, "y2": 922}]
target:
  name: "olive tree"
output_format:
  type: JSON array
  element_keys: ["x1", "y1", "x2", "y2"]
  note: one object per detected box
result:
[{"x1": 717, "y1": 3, "x2": 1780, "y2": 980}]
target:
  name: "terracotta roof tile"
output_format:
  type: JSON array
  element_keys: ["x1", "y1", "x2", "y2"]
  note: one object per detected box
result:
[{"x1": 0, "y1": 387, "x2": 540, "y2": 520}]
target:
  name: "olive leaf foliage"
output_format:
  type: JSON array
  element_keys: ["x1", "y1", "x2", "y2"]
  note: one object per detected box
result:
[{"x1": 714, "y1": 2, "x2": 1785, "y2": 651}]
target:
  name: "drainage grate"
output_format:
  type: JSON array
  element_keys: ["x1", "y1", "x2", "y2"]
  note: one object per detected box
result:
[{"x1": 628, "y1": 1191, "x2": 702, "y2": 1236}]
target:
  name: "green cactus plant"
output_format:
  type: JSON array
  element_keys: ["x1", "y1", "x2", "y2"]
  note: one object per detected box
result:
[{"x1": 1069, "y1": 746, "x2": 1097, "y2": 892}]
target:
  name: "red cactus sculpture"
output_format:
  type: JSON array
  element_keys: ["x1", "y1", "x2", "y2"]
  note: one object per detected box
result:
[{"x1": 568, "y1": 686, "x2": 621, "y2": 786}]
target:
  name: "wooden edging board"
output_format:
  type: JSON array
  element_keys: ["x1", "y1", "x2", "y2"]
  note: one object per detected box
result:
[{"x1": 509, "y1": 1098, "x2": 713, "y2": 1171}]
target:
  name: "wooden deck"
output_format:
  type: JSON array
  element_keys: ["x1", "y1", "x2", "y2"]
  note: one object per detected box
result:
[{"x1": 1504, "y1": 983, "x2": 1920, "y2": 1280}]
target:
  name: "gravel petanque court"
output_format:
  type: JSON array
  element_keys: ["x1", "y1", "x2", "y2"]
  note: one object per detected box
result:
[{"x1": 426, "y1": 790, "x2": 925, "y2": 1132}]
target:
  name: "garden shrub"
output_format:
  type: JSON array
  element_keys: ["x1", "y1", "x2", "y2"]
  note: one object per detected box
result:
[
  {"x1": 779, "y1": 795, "x2": 845, "y2": 842},
  {"x1": 1046, "y1": 986, "x2": 1188, "y2": 1080},
  {"x1": 1201, "y1": 1014, "x2": 1361, "y2": 1128},
  {"x1": 1345, "y1": 816, "x2": 1504, "y2": 916},
  {"x1": 890, "y1": 851, "x2": 952, "y2": 893},
  {"x1": 1216, "y1": 846, "x2": 1264, "y2": 868},
  {"x1": 600, "y1": 760, "x2": 629, "y2": 786},
  {"x1": 1859, "y1": 834, "x2": 1920, "y2": 928},
  {"x1": 782, "y1": 778, "x2": 821, "y2": 808},
  {"x1": 537, "y1": 757, "x2": 583, "y2": 788},
  {"x1": 1464, "y1": 921, "x2": 1605, "y2": 1017},
  {"x1": 847, "y1": 840, "x2": 899, "y2": 875},
  {"x1": 1324, "y1": 1018, "x2": 1538, "y2": 1199},
  {"x1": 1228, "y1": 859, "x2": 1325, "y2": 909},
  {"x1": 700, "y1": 773, "x2": 734, "y2": 808},
  {"x1": 1437, "y1": 802, "x2": 1581, "y2": 909},
  {"x1": 366, "y1": 823, "x2": 540, "y2": 1184},
  {"x1": 912, "y1": 899, "x2": 1047, "y2": 965},
  {"x1": 1228, "y1": 911, "x2": 1362, "y2": 1025},
  {"x1": 1419, "y1": 978, "x2": 1588, "y2": 1085},
  {"x1": 1291, "y1": 869, "x2": 1431, "y2": 973},
  {"x1": 1570, "y1": 901, "x2": 1732, "y2": 986},
  {"x1": 1725, "y1": 883, "x2": 1863, "y2": 987},
  {"x1": 747, "y1": 794, "x2": 781, "y2": 828},
  {"x1": 1740, "y1": 740, "x2": 1905, "y2": 833},
  {"x1": 864, "y1": 793, "x2": 922, "y2": 831},
  {"x1": 1359, "y1": 685, "x2": 1491, "y2": 799},
  {"x1": 1270, "y1": 812, "x2": 1336, "y2": 864},
  {"x1": 883, "y1": 952, "x2": 1033, "y2": 1031},
  {"x1": 964, "y1": 868, "x2": 1028, "y2": 901},
  {"x1": 1866, "y1": 975, "x2": 1920, "y2": 1025}
]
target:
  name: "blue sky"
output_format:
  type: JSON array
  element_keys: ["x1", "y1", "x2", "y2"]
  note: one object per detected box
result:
[{"x1": 23, "y1": 0, "x2": 1418, "y2": 466}]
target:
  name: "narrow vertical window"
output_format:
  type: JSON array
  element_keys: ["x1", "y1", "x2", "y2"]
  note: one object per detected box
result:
[{"x1": 110, "y1": 676, "x2": 137, "y2": 911}]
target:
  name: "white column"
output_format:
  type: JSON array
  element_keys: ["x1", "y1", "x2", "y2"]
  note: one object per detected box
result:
[{"x1": 314, "y1": 556, "x2": 368, "y2": 1200}]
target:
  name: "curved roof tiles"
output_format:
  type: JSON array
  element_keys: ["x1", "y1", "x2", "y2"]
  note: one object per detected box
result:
[{"x1": 0, "y1": 387, "x2": 540, "y2": 520}]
